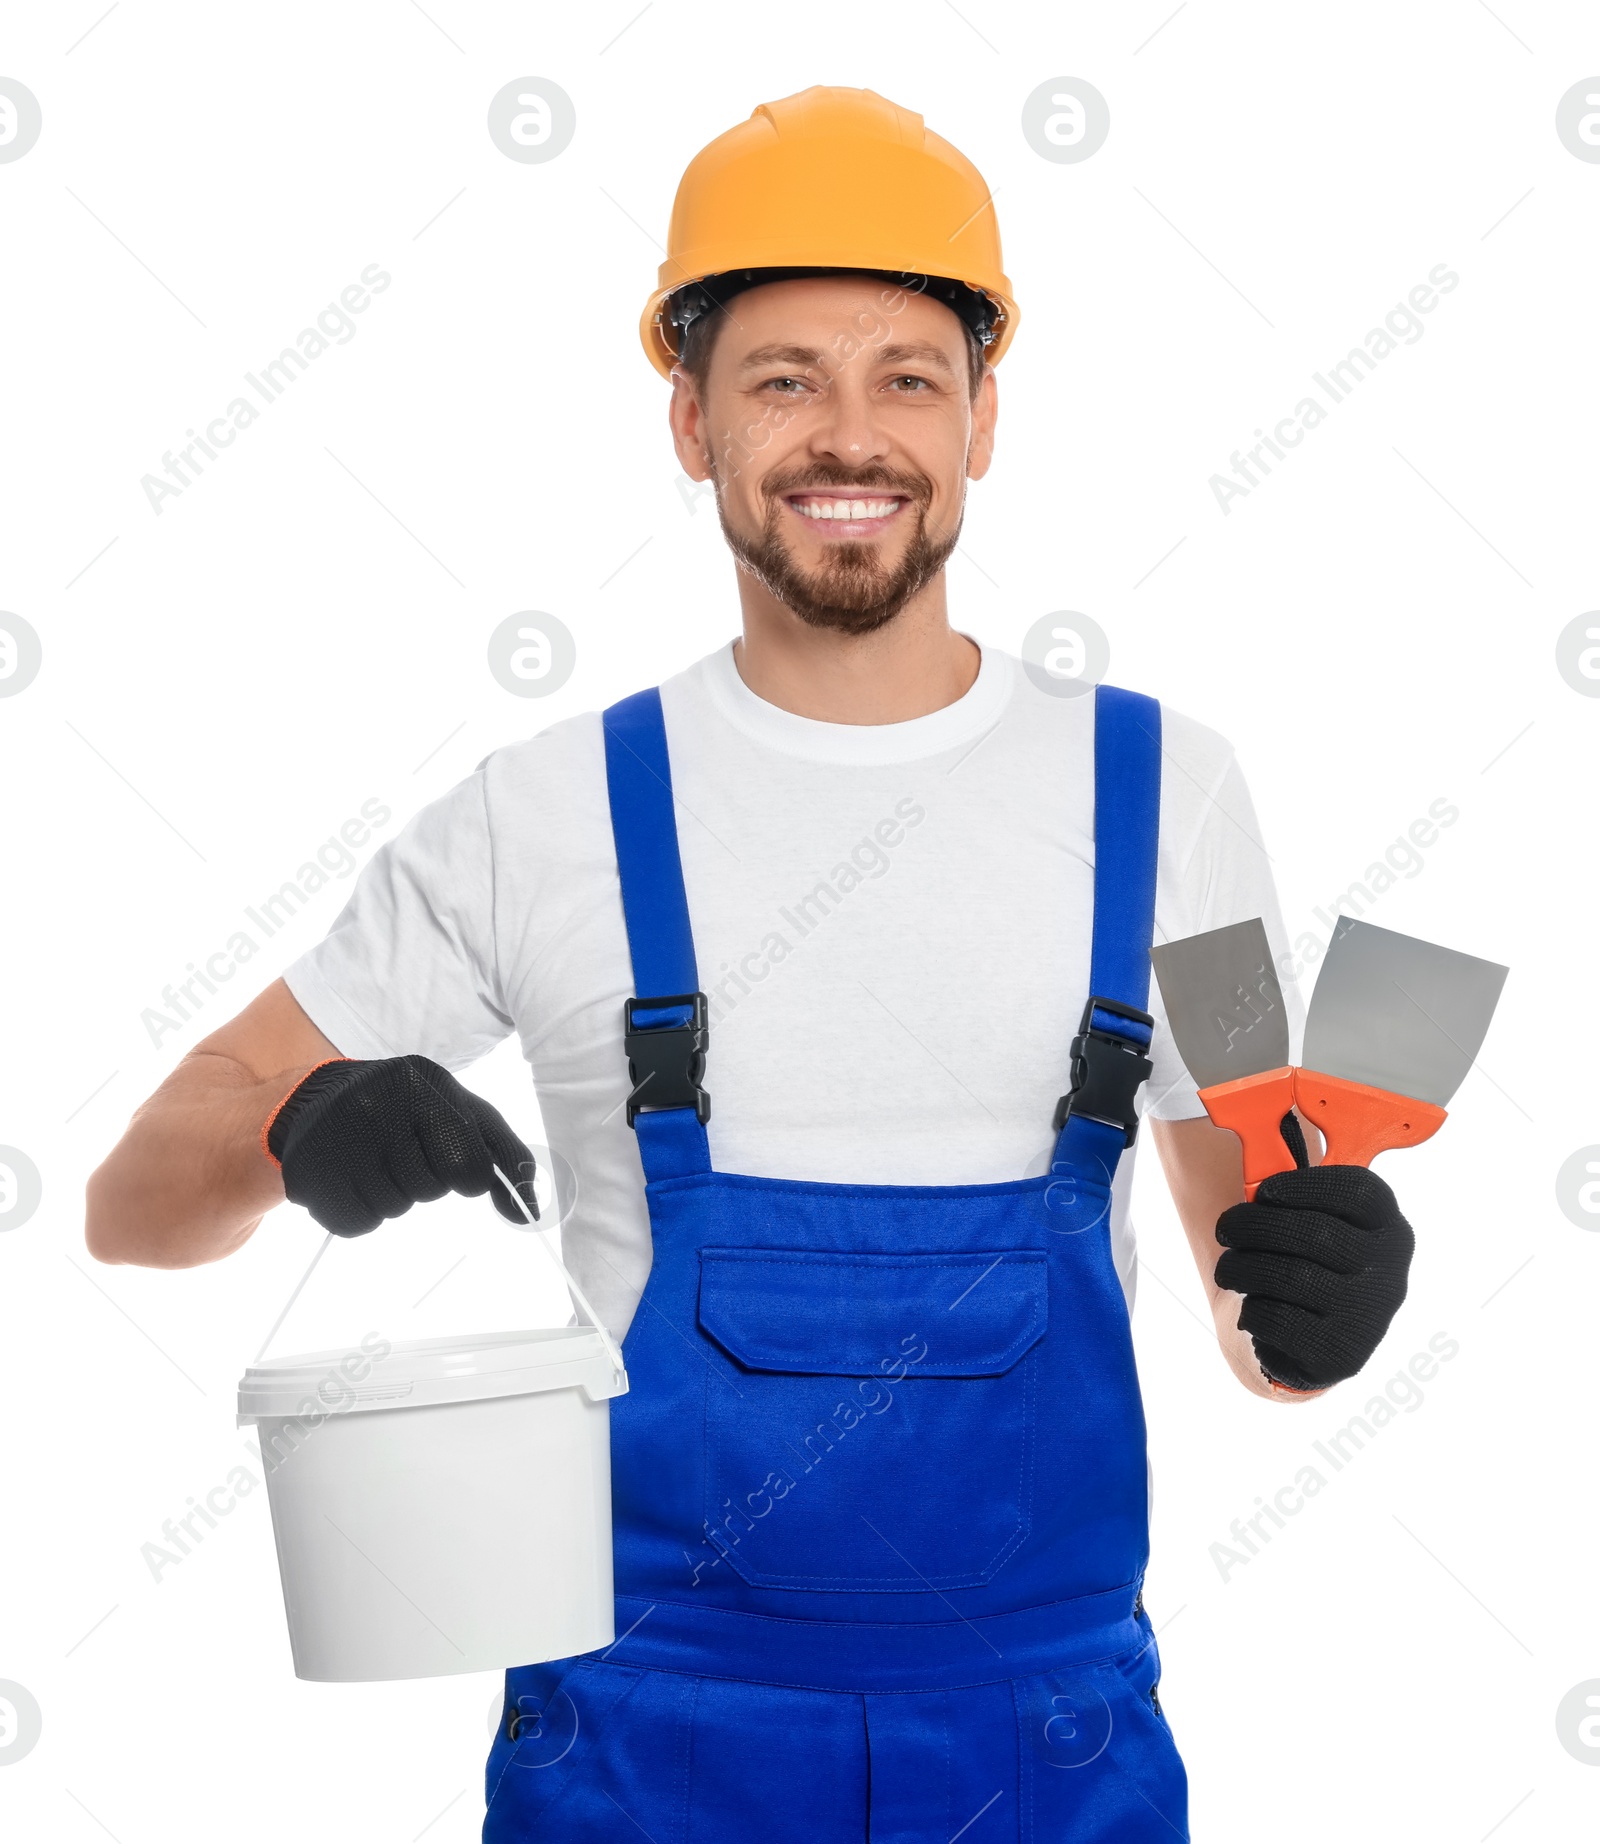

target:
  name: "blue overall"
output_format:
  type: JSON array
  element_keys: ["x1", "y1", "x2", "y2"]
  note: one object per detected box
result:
[{"x1": 484, "y1": 683, "x2": 1188, "y2": 1842}]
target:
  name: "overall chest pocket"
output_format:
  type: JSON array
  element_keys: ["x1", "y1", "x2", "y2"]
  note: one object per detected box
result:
[{"x1": 696, "y1": 1248, "x2": 1047, "y2": 1593}]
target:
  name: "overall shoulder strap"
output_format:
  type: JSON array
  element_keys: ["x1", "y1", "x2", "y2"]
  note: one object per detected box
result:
[
  {"x1": 602, "y1": 688, "x2": 712, "y2": 1182},
  {"x1": 1050, "y1": 683, "x2": 1162, "y2": 1185}
]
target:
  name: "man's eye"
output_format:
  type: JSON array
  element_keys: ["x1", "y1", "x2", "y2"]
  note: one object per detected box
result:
[
  {"x1": 765, "y1": 376, "x2": 808, "y2": 393},
  {"x1": 890, "y1": 374, "x2": 931, "y2": 391}
]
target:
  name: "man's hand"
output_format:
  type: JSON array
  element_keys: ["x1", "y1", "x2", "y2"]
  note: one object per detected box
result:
[
  {"x1": 1214, "y1": 1157, "x2": 1415, "y2": 1392},
  {"x1": 265, "y1": 1054, "x2": 539, "y2": 1238}
]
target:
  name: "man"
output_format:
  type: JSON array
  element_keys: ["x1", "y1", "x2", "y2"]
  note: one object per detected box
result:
[{"x1": 87, "y1": 87, "x2": 1415, "y2": 1842}]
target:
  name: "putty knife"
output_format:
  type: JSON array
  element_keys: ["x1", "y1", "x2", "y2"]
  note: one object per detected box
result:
[
  {"x1": 1294, "y1": 917, "x2": 1508, "y2": 1167},
  {"x1": 1150, "y1": 918, "x2": 1301, "y2": 1198}
]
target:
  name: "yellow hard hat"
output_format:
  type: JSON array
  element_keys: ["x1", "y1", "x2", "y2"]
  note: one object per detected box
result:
[{"x1": 640, "y1": 85, "x2": 1019, "y2": 378}]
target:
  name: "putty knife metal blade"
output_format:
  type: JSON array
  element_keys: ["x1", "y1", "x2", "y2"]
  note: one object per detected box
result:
[
  {"x1": 1303, "y1": 917, "x2": 1508, "y2": 1105},
  {"x1": 1150, "y1": 918, "x2": 1290, "y2": 1089},
  {"x1": 1295, "y1": 918, "x2": 1509, "y2": 1168},
  {"x1": 1150, "y1": 918, "x2": 1298, "y2": 1197}
]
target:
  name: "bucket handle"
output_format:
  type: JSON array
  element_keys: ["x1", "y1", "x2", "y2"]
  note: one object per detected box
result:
[{"x1": 491, "y1": 1163, "x2": 627, "y2": 1384}]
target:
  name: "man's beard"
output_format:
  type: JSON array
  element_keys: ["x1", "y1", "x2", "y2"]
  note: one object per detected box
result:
[{"x1": 713, "y1": 466, "x2": 962, "y2": 636}]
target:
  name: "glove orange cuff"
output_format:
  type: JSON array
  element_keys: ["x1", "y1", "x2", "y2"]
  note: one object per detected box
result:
[{"x1": 260, "y1": 1058, "x2": 354, "y2": 1170}]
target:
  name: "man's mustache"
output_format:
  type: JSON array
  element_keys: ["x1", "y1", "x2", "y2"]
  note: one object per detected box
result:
[{"x1": 763, "y1": 470, "x2": 930, "y2": 504}]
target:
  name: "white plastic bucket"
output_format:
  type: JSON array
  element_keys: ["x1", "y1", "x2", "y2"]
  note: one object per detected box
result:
[{"x1": 237, "y1": 1326, "x2": 628, "y2": 1682}]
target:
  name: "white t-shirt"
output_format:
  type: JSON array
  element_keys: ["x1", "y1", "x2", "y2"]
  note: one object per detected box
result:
[{"x1": 283, "y1": 643, "x2": 1301, "y2": 1341}]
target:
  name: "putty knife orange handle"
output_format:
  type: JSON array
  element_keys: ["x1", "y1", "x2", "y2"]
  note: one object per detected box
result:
[
  {"x1": 1196, "y1": 1065, "x2": 1300, "y2": 1199},
  {"x1": 1291, "y1": 1068, "x2": 1446, "y2": 1168}
]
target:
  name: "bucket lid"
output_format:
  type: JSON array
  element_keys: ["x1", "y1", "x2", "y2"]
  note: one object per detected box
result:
[{"x1": 236, "y1": 1326, "x2": 628, "y2": 1427}]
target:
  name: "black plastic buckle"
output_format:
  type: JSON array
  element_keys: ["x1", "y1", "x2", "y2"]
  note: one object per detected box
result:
[
  {"x1": 624, "y1": 992, "x2": 710, "y2": 1126},
  {"x1": 1053, "y1": 995, "x2": 1154, "y2": 1147}
]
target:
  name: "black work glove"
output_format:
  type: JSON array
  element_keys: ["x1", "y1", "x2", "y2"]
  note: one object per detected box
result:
[
  {"x1": 1214, "y1": 1114, "x2": 1414, "y2": 1392},
  {"x1": 265, "y1": 1055, "x2": 539, "y2": 1238}
]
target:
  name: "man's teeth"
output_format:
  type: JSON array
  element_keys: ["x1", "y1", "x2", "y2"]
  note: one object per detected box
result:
[{"x1": 790, "y1": 496, "x2": 901, "y2": 520}]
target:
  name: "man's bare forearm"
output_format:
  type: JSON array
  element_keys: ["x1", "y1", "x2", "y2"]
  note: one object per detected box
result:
[
  {"x1": 85, "y1": 1053, "x2": 316, "y2": 1267},
  {"x1": 85, "y1": 977, "x2": 343, "y2": 1268}
]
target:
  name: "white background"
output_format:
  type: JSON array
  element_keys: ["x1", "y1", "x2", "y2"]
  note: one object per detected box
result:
[{"x1": 1, "y1": 2, "x2": 1597, "y2": 1838}]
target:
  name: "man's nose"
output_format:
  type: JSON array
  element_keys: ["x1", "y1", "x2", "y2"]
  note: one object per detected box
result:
[{"x1": 806, "y1": 374, "x2": 893, "y2": 468}]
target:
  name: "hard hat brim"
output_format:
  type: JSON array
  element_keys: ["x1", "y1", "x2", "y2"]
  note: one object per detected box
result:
[{"x1": 640, "y1": 264, "x2": 1018, "y2": 380}]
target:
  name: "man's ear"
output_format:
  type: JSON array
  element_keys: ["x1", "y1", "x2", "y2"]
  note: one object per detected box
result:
[
  {"x1": 667, "y1": 365, "x2": 713, "y2": 482},
  {"x1": 966, "y1": 365, "x2": 998, "y2": 482}
]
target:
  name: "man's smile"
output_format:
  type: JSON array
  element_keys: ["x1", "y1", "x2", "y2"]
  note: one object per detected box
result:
[{"x1": 779, "y1": 491, "x2": 910, "y2": 539}]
